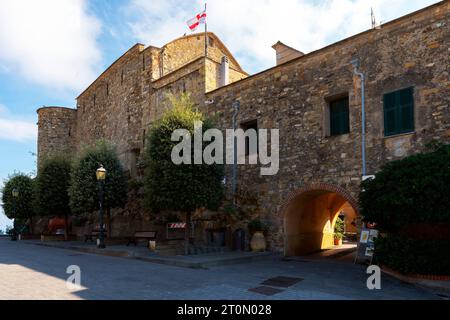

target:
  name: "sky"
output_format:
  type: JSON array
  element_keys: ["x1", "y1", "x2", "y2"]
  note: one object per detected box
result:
[{"x1": 0, "y1": 0, "x2": 441, "y2": 231}]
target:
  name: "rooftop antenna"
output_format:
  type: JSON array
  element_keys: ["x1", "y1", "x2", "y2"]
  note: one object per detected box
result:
[{"x1": 371, "y1": 8, "x2": 376, "y2": 29}]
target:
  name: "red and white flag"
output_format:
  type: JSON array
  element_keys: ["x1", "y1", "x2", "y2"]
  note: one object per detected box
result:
[{"x1": 187, "y1": 10, "x2": 207, "y2": 32}]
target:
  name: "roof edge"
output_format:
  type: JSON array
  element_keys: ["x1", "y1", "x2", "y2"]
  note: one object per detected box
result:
[
  {"x1": 76, "y1": 43, "x2": 145, "y2": 99},
  {"x1": 206, "y1": 0, "x2": 447, "y2": 96}
]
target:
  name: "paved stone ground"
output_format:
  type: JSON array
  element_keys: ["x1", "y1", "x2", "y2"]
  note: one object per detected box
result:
[{"x1": 0, "y1": 238, "x2": 441, "y2": 300}]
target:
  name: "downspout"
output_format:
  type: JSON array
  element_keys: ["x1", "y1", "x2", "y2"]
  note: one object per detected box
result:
[
  {"x1": 232, "y1": 101, "x2": 240, "y2": 206},
  {"x1": 351, "y1": 59, "x2": 367, "y2": 178}
]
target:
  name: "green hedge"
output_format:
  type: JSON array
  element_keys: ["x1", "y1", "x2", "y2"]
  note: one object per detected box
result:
[
  {"x1": 376, "y1": 235, "x2": 450, "y2": 275},
  {"x1": 360, "y1": 144, "x2": 450, "y2": 232}
]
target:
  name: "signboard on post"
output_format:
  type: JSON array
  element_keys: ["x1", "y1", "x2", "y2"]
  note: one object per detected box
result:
[{"x1": 355, "y1": 228, "x2": 379, "y2": 264}]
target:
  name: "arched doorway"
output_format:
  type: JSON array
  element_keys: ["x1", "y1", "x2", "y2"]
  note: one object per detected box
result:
[{"x1": 282, "y1": 183, "x2": 359, "y2": 256}]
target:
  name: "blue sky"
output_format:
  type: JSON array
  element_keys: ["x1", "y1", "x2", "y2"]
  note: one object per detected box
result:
[{"x1": 0, "y1": 0, "x2": 441, "y2": 230}]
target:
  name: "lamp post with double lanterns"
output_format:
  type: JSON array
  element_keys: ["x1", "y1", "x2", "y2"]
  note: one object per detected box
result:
[
  {"x1": 11, "y1": 188, "x2": 19, "y2": 241},
  {"x1": 96, "y1": 165, "x2": 106, "y2": 249}
]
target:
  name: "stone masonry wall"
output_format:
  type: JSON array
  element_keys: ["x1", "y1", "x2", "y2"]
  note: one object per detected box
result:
[
  {"x1": 36, "y1": 3, "x2": 449, "y2": 246},
  {"x1": 36, "y1": 32, "x2": 247, "y2": 238},
  {"x1": 205, "y1": 2, "x2": 450, "y2": 251}
]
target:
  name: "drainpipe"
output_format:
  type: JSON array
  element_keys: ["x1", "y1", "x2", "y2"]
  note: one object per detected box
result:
[
  {"x1": 351, "y1": 59, "x2": 367, "y2": 178},
  {"x1": 232, "y1": 100, "x2": 240, "y2": 206}
]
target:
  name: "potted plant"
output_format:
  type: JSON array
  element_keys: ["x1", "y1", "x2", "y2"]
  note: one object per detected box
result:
[
  {"x1": 248, "y1": 219, "x2": 267, "y2": 252},
  {"x1": 334, "y1": 217, "x2": 345, "y2": 246}
]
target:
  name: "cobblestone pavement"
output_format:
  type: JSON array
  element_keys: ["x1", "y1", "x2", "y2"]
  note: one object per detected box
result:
[{"x1": 0, "y1": 239, "x2": 440, "y2": 300}]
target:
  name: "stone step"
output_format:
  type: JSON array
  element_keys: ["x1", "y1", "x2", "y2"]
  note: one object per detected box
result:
[{"x1": 156, "y1": 242, "x2": 185, "y2": 256}]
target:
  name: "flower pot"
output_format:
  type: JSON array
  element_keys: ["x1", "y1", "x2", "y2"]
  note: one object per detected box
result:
[
  {"x1": 250, "y1": 231, "x2": 266, "y2": 252},
  {"x1": 334, "y1": 238, "x2": 342, "y2": 246}
]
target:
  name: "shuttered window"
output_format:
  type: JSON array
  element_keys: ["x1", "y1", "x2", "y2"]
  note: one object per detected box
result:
[
  {"x1": 383, "y1": 87, "x2": 414, "y2": 136},
  {"x1": 330, "y1": 97, "x2": 350, "y2": 136}
]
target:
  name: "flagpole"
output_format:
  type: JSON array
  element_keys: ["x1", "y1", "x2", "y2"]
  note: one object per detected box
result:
[{"x1": 204, "y1": 1, "x2": 208, "y2": 58}]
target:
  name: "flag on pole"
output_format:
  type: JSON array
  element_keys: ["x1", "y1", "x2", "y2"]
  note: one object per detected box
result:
[{"x1": 187, "y1": 9, "x2": 207, "y2": 32}]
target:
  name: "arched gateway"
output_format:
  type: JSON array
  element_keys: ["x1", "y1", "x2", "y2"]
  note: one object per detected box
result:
[{"x1": 281, "y1": 183, "x2": 359, "y2": 256}]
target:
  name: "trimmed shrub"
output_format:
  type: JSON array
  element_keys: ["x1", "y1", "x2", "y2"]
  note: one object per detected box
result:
[
  {"x1": 34, "y1": 155, "x2": 71, "y2": 217},
  {"x1": 69, "y1": 140, "x2": 128, "y2": 215},
  {"x1": 1, "y1": 173, "x2": 35, "y2": 225},
  {"x1": 359, "y1": 145, "x2": 450, "y2": 232},
  {"x1": 360, "y1": 144, "x2": 450, "y2": 275},
  {"x1": 360, "y1": 144, "x2": 450, "y2": 232},
  {"x1": 143, "y1": 93, "x2": 225, "y2": 214}
]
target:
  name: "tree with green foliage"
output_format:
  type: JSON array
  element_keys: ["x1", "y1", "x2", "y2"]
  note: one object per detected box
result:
[
  {"x1": 334, "y1": 217, "x2": 345, "y2": 241},
  {"x1": 34, "y1": 155, "x2": 72, "y2": 240},
  {"x1": 144, "y1": 93, "x2": 225, "y2": 254},
  {"x1": 360, "y1": 144, "x2": 450, "y2": 232},
  {"x1": 360, "y1": 144, "x2": 450, "y2": 275},
  {"x1": 69, "y1": 140, "x2": 128, "y2": 234},
  {"x1": 1, "y1": 173, "x2": 35, "y2": 234}
]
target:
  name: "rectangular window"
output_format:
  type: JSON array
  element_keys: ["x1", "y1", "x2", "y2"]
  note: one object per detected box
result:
[
  {"x1": 240, "y1": 120, "x2": 258, "y2": 156},
  {"x1": 383, "y1": 87, "x2": 414, "y2": 136},
  {"x1": 329, "y1": 97, "x2": 350, "y2": 136}
]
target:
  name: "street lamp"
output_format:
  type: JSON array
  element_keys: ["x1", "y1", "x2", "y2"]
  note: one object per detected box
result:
[
  {"x1": 11, "y1": 188, "x2": 19, "y2": 241},
  {"x1": 96, "y1": 165, "x2": 106, "y2": 249}
]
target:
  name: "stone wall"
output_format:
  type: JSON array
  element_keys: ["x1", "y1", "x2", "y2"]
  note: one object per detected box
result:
[
  {"x1": 205, "y1": 1, "x2": 450, "y2": 251},
  {"x1": 35, "y1": 2, "x2": 449, "y2": 248},
  {"x1": 73, "y1": 32, "x2": 246, "y2": 175},
  {"x1": 36, "y1": 32, "x2": 248, "y2": 238},
  {"x1": 75, "y1": 44, "x2": 150, "y2": 175}
]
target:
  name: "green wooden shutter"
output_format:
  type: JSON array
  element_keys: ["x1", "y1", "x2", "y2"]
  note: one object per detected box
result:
[
  {"x1": 384, "y1": 87, "x2": 414, "y2": 136},
  {"x1": 384, "y1": 92, "x2": 397, "y2": 136},
  {"x1": 399, "y1": 87, "x2": 414, "y2": 133}
]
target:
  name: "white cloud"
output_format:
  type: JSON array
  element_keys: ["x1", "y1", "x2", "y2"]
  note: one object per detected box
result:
[
  {"x1": 0, "y1": 104, "x2": 36, "y2": 142},
  {"x1": 0, "y1": 0, "x2": 102, "y2": 92},
  {"x1": 0, "y1": 104, "x2": 7, "y2": 114},
  {"x1": 126, "y1": 0, "x2": 441, "y2": 73}
]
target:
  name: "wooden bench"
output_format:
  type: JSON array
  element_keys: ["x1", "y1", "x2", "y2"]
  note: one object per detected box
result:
[
  {"x1": 127, "y1": 231, "x2": 157, "y2": 246},
  {"x1": 84, "y1": 229, "x2": 108, "y2": 242}
]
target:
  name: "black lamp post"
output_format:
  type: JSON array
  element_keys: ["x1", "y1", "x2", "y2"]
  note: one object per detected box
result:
[
  {"x1": 11, "y1": 188, "x2": 19, "y2": 241},
  {"x1": 96, "y1": 165, "x2": 106, "y2": 249}
]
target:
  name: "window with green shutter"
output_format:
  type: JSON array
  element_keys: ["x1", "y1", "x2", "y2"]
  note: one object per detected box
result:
[
  {"x1": 383, "y1": 87, "x2": 414, "y2": 136},
  {"x1": 329, "y1": 97, "x2": 350, "y2": 136}
]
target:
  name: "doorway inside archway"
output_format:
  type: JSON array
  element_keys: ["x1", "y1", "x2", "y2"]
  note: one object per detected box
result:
[{"x1": 284, "y1": 187, "x2": 358, "y2": 256}]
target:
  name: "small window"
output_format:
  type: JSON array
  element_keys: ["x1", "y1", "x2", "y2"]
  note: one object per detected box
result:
[
  {"x1": 208, "y1": 36, "x2": 215, "y2": 47},
  {"x1": 329, "y1": 97, "x2": 350, "y2": 136},
  {"x1": 383, "y1": 87, "x2": 414, "y2": 136},
  {"x1": 240, "y1": 120, "x2": 258, "y2": 156}
]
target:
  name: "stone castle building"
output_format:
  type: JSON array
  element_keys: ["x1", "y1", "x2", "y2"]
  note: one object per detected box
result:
[{"x1": 37, "y1": 2, "x2": 449, "y2": 255}]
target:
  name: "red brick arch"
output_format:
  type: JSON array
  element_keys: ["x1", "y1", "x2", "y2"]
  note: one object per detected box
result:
[{"x1": 279, "y1": 183, "x2": 360, "y2": 217}]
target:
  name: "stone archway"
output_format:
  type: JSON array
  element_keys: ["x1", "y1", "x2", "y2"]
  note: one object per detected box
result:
[{"x1": 281, "y1": 183, "x2": 359, "y2": 256}]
